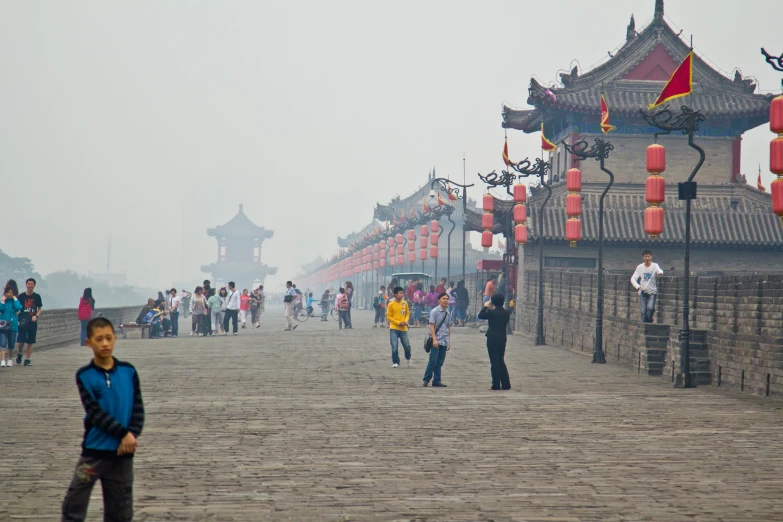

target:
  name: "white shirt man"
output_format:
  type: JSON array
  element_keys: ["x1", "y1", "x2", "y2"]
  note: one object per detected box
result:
[
  {"x1": 225, "y1": 287, "x2": 240, "y2": 310},
  {"x1": 631, "y1": 250, "x2": 664, "y2": 323}
]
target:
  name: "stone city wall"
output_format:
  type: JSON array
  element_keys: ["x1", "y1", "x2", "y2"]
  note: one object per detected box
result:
[
  {"x1": 26, "y1": 305, "x2": 143, "y2": 351},
  {"x1": 516, "y1": 269, "x2": 783, "y2": 398}
]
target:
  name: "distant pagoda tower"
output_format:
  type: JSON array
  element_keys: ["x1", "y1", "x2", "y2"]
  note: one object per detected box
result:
[{"x1": 201, "y1": 204, "x2": 276, "y2": 288}]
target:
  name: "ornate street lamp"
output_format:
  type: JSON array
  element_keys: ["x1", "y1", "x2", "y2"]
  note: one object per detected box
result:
[
  {"x1": 640, "y1": 105, "x2": 706, "y2": 388},
  {"x1": 761, "y1": 49, "x2": 783, "y2": 225},
  {"x1": 430, "y1": 179, "x2": 474, "y2": 280},
  {"x1": 563, "y1": 137, "x2": 615, "y2": 364}
]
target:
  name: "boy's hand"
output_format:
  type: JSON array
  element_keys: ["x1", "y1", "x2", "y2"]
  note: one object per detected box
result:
[{"x1": 117, "y1": 433, "x2": 138, "y2": 455}]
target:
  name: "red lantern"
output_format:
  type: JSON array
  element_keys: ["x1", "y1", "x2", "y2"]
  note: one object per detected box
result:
[
  {"x1": 646, "y1": 143, "x2": 666, "y2": 174},
  {"x1": 566, "y1": 193, "x2": 582, "y2": 217},
  {"x1": 513, "y1": 183, "x2": 527, "y2": 203},
  {"x1": 482, "y1": 213, "x2": 494, "y2": 230},
  {"x1": 380, "y1": 259, "x2": 386, "y2": 268},
  {"x1": 430, "y1": 220, "x2": 439, "y2": 234},
  {"x1": 420, "y1": 225, "x2": 428, "y2": 237},
  {"x1": 373, "y1": 251, "x2": 379, "y2": 261},
  {"x1": 387, "y1": 237, "x2": 395, "y2": 248},
  {"x1": 407, "y1": 240, "x2": 415, "y2": 252},
  {"x1": 513, "y1": 204, "x2": 526, "y2": 224},
  {"x1": 771, "y1": 95, "x2": 783, "y2": 135},
  {"x1": 515, "y1": 224, "x2": 527, "y2": 245},
  {"x1": 396, "y1": 245, "x2": 403, "y2": 255},
  {"x1": 771, "y1": 137, "x2": 783, "y2": 175},
  {"x1": 566, "y1": 168, "x2": 582, "y2": 192},
  {"x1": 772, "y1": 178, "x2": 783, "y2": 222},
  {"x1": 483, "y1": 194, "x2": 494, "y2": 212},
  {"x1": 419, "y1": 249, "x2": 428, "y2": 261},
  {"x1": 396, "y1": 234, "x2": 404, "y2": 245},
  {"x1": 565, "y1": 218, "x2": 581, "y2": 247},
  {"x1": 644, "y1": 206, "x2": 664, "y2": 237},
  {"x1": 396, "y1": 254, "x2": 404, "y2": 265},
  {"x1": 390, "y1": 256, "x2": 396, "y2": 267},
  {"x1": 481, "y1": 230, "x2": 493, "y2": 249},
  {"x1": 419, "y1": 237, "x2": 428, "y2": 248},
  {"x1": 407, "y1": 230, "x2": 415, "y2": 241},
  {"x1": 430, "y1": 234, "x2": 439, "y2": 246},
  {"x1": 407, "y1": 252, "x2": 416, "y2": 264},
  {"x1": 430, "y1": 246, "x2": 438, "y2": 259},
  {"x1": 646, "y1": 174, "x2": 666, "y2": 205}
]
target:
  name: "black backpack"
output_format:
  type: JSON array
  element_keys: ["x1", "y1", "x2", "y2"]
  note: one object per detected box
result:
[{"x1": 372, "y1": 295, "x2": 380, "y2": 309}]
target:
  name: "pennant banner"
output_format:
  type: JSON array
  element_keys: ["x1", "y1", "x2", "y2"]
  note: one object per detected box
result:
[
  {"x1": 649, "y1": 52, "x2": 693, "y2": 109},
  {"x1": 758, "y1": 166, "x2": 766, "y2": 192},
  {"x1": 541, "y1": 122, "x2": 557, "y2": 152},
  {"x1": 503, "y1": 138, "x2": 512, "y2": 166},
  {"x1": 600, "y1": 93, "x2": 616, "y2": 133}
]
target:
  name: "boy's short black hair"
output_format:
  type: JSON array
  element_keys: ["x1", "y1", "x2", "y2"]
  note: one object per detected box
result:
[
  {"x1": 491, "y1": 293, "x2": 505, "y2": 307},
  {"x1": 171, "y1": 288, "x2": 177, "y2": 293},
  {"x1": 393, "y1": 286, "x2": 404, "y2": 294},
  {"x1": 86, "y1": 317, "x2": 115, "y2": 338},
  {"x1": 642, "y1": 250, "x2": 652, "y2": 256},
  {"x1": 286, "y1": 281, "x2": 292, "y2": 286},
  {"x1": 26, "y1": 278, "x2": 36, "y2": 285},
  {"x1": 228, "y1": 281, "x2": 235, "y2": 288},
  {"x1": 437, "y1": 292, "x2": 448, "y2": 301},
  {"x1": 380, "y1": 285, "x2": 385, "y2": 290}
]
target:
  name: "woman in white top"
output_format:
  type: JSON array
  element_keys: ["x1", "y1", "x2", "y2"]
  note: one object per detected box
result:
[{"x1": 189, "y1": 287, "x2": 208, "y2": 336}]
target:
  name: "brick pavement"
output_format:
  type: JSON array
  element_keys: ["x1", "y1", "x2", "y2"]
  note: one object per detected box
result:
[{"x1": 1, "y1": 308, "x2": 782, "y2": 521}]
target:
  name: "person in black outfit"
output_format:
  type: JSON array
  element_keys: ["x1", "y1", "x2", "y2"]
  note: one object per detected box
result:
[{"x1": 478, "y1": 293, "x2": 511, "y2": 391}]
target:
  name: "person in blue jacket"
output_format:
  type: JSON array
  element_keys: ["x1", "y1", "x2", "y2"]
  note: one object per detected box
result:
[
  {"x1": 0, "y1": 285, "x2": 22, "y2": 367},
  {"x1": 61, "y1": 317, "x2": 144, "y2": 522}
]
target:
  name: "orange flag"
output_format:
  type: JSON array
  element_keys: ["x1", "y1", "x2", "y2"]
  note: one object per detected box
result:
[
  {"x1": 409, "y1": 207, "x2": 415, "y2": 219},
  {"x1": 600, "y1": 93, "x2": 616, "y2": 133},
  {"x1": 541, "y1": 122, "x2": 557, "y2": 152},
  {"x1": 757, "y1": 165, "x2": 766, "y2": 192},
  {"x1": 503, "y1": 137, "x2": 512, "y2": 166},
  {"x1": 649, "y1": 52, "x2": 693, "y2": 109},
  {"x1": 446, "y1": 184, "x2": 459, "y2": 201},
  {"x1": 437, "y1": 192, "x2": 447, "y2": 206},
  {"x1": 423, "y1": 201, "x2": 431, "y2": 212}
]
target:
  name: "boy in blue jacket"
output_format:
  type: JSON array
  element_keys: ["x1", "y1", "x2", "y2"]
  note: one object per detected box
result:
[{"x1": 61, "y1": 317, "x2": 144, "y2": 522}]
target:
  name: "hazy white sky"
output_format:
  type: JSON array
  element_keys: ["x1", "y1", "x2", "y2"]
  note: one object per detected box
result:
[{"x1": 0, "y1": 0, "x2": 779, "y2": 290}]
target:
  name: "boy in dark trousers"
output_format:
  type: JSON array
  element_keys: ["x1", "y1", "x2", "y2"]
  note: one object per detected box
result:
[{"x1": 61, "y1": 317, "x2": 144, "y2": 522}]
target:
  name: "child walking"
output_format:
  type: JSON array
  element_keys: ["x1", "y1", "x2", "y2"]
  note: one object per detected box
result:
[{"x1": 61, "y1": 317, "x2": 144, "y2": 521}]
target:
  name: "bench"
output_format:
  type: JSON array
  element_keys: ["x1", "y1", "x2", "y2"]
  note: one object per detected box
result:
[{"x1": 120, "y1": 323, "x2": 151, "y2": 340}]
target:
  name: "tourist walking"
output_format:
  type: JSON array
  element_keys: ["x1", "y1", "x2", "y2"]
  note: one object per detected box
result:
[
  {"x1": 454, "y1": 280, "x2": 469, "y2": 327},
  {"x1": 78, "y1": 288, "x2": 95, "y2": 346},
  {"x1": 373, "y1": 285, "x2": 387, "y2": 328},
  {"x1": 0, "y1": 286, "x2": 22, "y2": 367},
  {"x1": 386, "y1": 286, "x2": 411, "y2": 368},
  {"x1": 412, "y1": 283, "x2": 424, "y2": 328},
  {"x1": 15, "y1": 278, "x2": 43, "y2": 367},
  {"x1": 223, "y1": 282, "x2": 240, "y2": 335},
  {"x1": 319, "y1": 289, "x2": 331, "y2": 321},
  {"x1": 478, "y1": 293, "x2": 511, "y2": 390},
  {"x1": 446, "y1": 281, "x2": 456, "y2": 323},
  {"x1": 283, "y1": 281, "x2": 298, "y2": 332},
  {"x1": 344, "y1": 281, "x2": 354, "y2": 325},
  {"x1": 61, "y1": 317, "x2": 144, "y2": 522},
  {"x1": 435, "y1": 277, "x2": 447, "y2": 295},
  {"x1": 631, "y1": 250, "x2": 664, "y2": 323},
  {"x1": 249, "y1": 288, "x2": 261, "y2": 327},
  {"x1": 190, "y1": 287, "x2": 207, "y2": 336},
  {"x1": 336, "y1": 287, "x2": 351, "y2": 329},
  {"x1": 425, "y1": 285, "x2": 438, "y2": 311},
  {"x1": 257, "y1": 285, "x2": 266, "y2": 323},
  {"x1": 239, "y1": 289, "x2": 251, "y2": 328},
  {"x1": 208, "y1": 288, "x2": 225, "y2": 335},
  {"x1": 423, "y1": 292, "x2": 450, "y2": 387},
  {"x1": 181, "y1": 290, "x2": 190, "y2": 318},
  {"x1": 169, "y1": 288, "x2": 180, "y2": 338}
]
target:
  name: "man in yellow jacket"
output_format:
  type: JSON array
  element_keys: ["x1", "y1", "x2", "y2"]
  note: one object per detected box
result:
[{"x1": 386, "y1": 286, "x2": 412, "y2": 368}]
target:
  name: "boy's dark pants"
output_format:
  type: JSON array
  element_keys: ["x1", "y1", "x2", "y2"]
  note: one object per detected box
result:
[
  {"x1": 487, "y1": 340, "x2": 511, "y2": 390},
  {"x1": 62, "y1": 456, "x2": 133, "y2": 522}
]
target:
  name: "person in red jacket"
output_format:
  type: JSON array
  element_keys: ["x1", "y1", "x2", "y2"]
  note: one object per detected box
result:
[{"x1": 78, "y1": 288, "x2": 95, "y2": 346}]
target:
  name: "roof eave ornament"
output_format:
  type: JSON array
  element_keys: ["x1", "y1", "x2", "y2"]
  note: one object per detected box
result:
[{"x1": 654, "y1": 0, "x2": 664, "y2": 23}]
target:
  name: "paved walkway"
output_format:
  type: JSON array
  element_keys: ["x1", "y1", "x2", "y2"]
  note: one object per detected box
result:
[{"x1": 1, "y1": 308, "x2": 782, "y2": 521}]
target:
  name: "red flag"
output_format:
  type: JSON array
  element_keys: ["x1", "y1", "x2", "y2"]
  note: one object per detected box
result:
[
  {"x1": 409, "y1": 207, "x2": 415, "y2": 219},
  {"x1": 600, "y1": 93, "x2": 616, "y2": 133},
  {"x1": 758, "y1": 165, "x2": 766, "y2": 192},
  {"x1": 503, "y1": 138, "x2": 512, "y2": 166},
  {"x1": 423, "y1": 201, "x2": 431, "y2": 212},
  {"x1": 446, "y1": 184, "x2": 459, "y2": 201},
  {"x1": 649, "y1": 52, "x2": 693, "y2": 109},
  {"x1": 437, "y1": 192, "x2": 447, "y2": 206},
  {"x1": 541, "y1": 122, "x2": 557, "y2": 152},
  {"x1": 399, "y1": 210, "x2": 406, "y2": 223}
]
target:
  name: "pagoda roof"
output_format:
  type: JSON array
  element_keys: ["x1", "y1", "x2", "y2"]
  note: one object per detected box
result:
[
  {"x1": 337, "y1": 220, "x2": 386, "y2": 248},
  {"x1": 465, "y1": 183, "x2": 783, "y2": 248},
  {"x1": 503, "y1": 1, "x2": 774, "y2": 133},
  {"x1": 207, "y1": 205, "x2": 273, "y2": 239}
]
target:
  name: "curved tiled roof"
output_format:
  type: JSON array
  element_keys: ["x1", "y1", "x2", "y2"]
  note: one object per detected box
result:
[{"x1": 207, "y1": 205, "x2": 273, "y2": 239}]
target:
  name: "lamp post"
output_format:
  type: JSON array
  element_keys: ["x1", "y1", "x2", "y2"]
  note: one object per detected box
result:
[
  {"x1": 509, "y1": 157, "x2": 552, "y2": 346},
  {"x1": 426, "y1": 200, "x2": 456, "y2": 281},
  {"x1": 563, "y1": 137, "x2": 615, "y2": 364},
  {"x1": 640, "y1": 105, "x2": 706, "y2": 389},
  {"x1": 431, "y1": 179, "x2": 474, "y2": 280},
  {"x1": 761, "y1": 48, "x2": 783, "y2": 228}
]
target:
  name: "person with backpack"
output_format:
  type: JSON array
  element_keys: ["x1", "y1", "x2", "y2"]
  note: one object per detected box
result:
[
  {"x1": 78, "y1": 288, "x2": 96, "y2": 347},
  {"x1": 423, "y1": 292, "x2": 450, "y2": 386},
  {"x1": 336, "y1": 287, "x2": 351, "y2": 329},
  {"x1": 478, "y1": 293, "x2": 512, "y2": 390},
  {"x1": 319, "y1": 289, "x2": 331, "y2": 322},
  {"x1": 454, "y1": 280, "x2": 469, "y2": 327},
  {"x1": 373, "y1": 285, "x2": 387, "y2": 328}
]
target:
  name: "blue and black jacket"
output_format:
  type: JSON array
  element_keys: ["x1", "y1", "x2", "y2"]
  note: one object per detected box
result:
[{"x1": 76, "y1": 358, "x2": 144, "y2": 459}]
